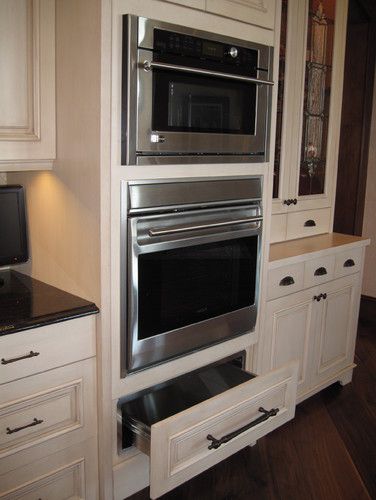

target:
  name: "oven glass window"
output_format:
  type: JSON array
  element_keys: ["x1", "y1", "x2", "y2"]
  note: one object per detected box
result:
[
  {"x1": 152, "y1": 71, "x2": 256, "y2": 135},
  {"x1": 137, "y1": 236, "x2": 258, "y2": 340}
]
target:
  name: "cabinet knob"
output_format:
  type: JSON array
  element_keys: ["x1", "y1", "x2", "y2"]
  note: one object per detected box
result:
[
  {"x1": 344, "y1": 259, "x2": 355, "y2": 268},
  {"x1": 292, "y1": 198, "x2": 298, "y2": 205},
  {"x1": 313, "y1": 295, "x2": 322, "y2": 302},
  {"x1": 279, "y1": 276, "x2": 295, "y2": 286},
  {"x1": 314, "y1": 267, "x2": 327, "y2": 276},
  {"x1": 304, "y1": 219, "x2": 316, "y2": 227},
  {"x1": 283, "y1": 199, "x2": 292, "y2": 206},
  {"x1": 322, "y1": 293, "x2": 327, "y2": 300}
]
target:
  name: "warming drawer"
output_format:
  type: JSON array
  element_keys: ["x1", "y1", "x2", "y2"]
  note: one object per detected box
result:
[{"x1": 119, "y1": 358, "x2": 298, "y2": 498}]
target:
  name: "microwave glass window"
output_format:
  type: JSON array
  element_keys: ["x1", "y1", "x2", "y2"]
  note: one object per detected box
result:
[
  {"x1": 152, "y1": 71, "x2": 256, "y2": 135},
  {"x1": 137, "y1": 236, "x2": 258, "y2": 340}
]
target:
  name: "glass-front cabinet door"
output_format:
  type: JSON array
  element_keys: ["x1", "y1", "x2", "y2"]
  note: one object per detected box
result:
[{"x1": 272, "y1": 0, "x2": 348, "y2": 240}]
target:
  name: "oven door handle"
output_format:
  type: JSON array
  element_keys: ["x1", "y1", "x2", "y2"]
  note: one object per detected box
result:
[
  {"x1": 148, "y1": 216, "x2": 263, "y2": 237},
  {"x1": 143, "y1": 60, "x2": 274, "y2": 86}
]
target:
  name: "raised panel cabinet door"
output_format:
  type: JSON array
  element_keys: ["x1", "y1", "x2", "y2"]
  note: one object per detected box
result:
[
  {"x1": 0, "y1": 0, "x2": 55, "y2": 169},
  {"x1": 263, "y1": 288, "x2": 317, "y2": 397},
  {"x1": 313, "y1": 274, "x2": 360, "y2": 386},
  {"x1": 205, "y1": 0, "x2": 276, "y2": 30}
]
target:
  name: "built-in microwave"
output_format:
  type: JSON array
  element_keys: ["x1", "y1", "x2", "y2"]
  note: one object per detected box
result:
[{"x1": 122, "y1": 16, "x2": 274, "y2": 165}]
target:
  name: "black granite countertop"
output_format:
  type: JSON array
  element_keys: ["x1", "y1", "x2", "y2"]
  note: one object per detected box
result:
[{"x1": 0, "y1": 270, "x2": 99, "y2": 335}]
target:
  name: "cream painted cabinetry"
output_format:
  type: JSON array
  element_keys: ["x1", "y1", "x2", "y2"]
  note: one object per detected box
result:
[
  {"x1": 0, "y1": 316, "x2": 98, "y2": 499},
  {"x1": 260, "y1": 234, "x2": 369, "y2": 402},
  {"x1": 0, "y1": 0, "x2": 55, "y2": 172},
  {"x1": 271, "y1": 0, "x2": 348, "y2": 242},
  {"x1": 161, "y1": 0, "x2": 276, "y2": 29}
]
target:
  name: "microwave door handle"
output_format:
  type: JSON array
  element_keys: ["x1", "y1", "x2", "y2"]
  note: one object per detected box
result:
[
  {"x1": 148, "y1": 216, "x2": 263, "y2": 237},
  {"x1": 143, "y1": 60, "x2": 274, "y2": 86}
]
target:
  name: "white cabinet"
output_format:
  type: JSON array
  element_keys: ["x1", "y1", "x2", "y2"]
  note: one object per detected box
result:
[
  {"x1": 161, "y1": 0, "x2": 276, "y2": 30},
  {"x1": 271, "y1": 0, "x2": 348, "y2": 242},
  {"x1": 0, "y1": 316, "x2": 98, "y2": 498},
  {"x1": 261, "y1": 235, "x2": 368, "y2": 401},
  {"x1": 0, "y1": 0, "x2": 55, "y2": 172}
]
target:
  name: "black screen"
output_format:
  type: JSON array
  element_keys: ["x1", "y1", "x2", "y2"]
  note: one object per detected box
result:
[{"x1": 0, "y1": 186, "x2": 28, "y2": 266}]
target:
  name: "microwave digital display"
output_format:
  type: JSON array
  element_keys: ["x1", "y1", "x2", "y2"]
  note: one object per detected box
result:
[{"x1": 202, "y1": 41, "x2": 224, "y2": 59}]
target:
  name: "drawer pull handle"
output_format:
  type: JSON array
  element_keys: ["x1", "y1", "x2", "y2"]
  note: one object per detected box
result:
[
  {"x1": 1, "y1": 351, "x2": 40, "y2": 365},
  {"x1": 207, "y1": 407, "x2": 279, "y2": 450},
  {"x1": 304, "y1": 219, "x2": 316, "y2": 227},
  {"x1": 6, "y1": 417, "x2": 44, "y2": 435},
  {"x1": 314, "y1": 267, "x2": 327, "y2": 276},
  {"x1": 279, "y1": 276, "x2": 295, "y2": 286},
  {"x1": 344, "y1": 259, "x2": 355, "y2": 267}
]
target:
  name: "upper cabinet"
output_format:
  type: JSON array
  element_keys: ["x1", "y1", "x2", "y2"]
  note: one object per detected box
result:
[
  {"x1": 272, "y1": 0, "x2": 348, "y2": 242},
  {"x1": 162, "y1": 0, "x2": 276, "y2": 30},
  {"x1": 0, "y1": 0, "x2": 55, "y2": 172}
]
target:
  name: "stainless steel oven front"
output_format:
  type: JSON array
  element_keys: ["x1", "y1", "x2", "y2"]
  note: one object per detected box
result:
[
  {"x1": 122, "y1": 178, "x2": 263, "y2": 374},
  {"x1": 122, "y1": 16, "x2": 274, "y2": 165}
]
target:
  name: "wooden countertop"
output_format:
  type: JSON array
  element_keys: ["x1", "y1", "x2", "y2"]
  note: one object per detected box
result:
[{"x1": 270, "y1": 233, "x2": 370, "y2": 265}]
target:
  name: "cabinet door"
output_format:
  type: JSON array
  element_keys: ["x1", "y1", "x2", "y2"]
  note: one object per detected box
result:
[
  {"x1": 272, "y1": 0, "x2": 348, "y2": 220},
  {"x1": 0, "y1": 0, "x2": 55, "y2": 170},
  {"x1": 263, "y1": 288, "x2": 317, "y2": 396},
  {"x1": 205, "y1": 0, "x2": 276, "y2": 30},
  {"x1": 312, "y1": 274, "x2": 360, "y2": 386}
]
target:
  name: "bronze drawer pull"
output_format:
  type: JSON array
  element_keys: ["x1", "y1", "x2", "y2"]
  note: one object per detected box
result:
[
  {"x1": 279, "y1": 276, "x2": 295, "y2": 286},
  {"x1": 6, "y1": 417, "x2": 44, "y2": 435},
  {"x1": 207, "y1": 407, "x2": 279, "y2": 450},
  {"x1": 314, "y1": 267, "x2": 327, "y2": 276},
  {"x1": 344, "y1": 259, "x2": 355, "y2": 267},
  {"x1": 304, "y1": 219, "x2": 316, "y2": 227},
  {"x1": 1, "y1": 351, "x2": 40, "y2": 365}
]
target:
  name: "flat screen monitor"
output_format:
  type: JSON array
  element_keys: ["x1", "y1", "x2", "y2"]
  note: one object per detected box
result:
[{"x1": 0, "y1": 185, "x2": 28, "y2": 267}]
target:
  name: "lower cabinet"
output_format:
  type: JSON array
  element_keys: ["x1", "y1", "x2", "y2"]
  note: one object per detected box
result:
[
  {"x1": 120, "y1": 358, "x2": 298, "y2": 499},
  {"x1": 262, "y1": 258, "x2": 362, "y2": 401}
]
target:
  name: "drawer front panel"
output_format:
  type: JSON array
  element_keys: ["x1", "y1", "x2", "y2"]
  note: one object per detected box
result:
[
  {"x1": 0, "y1": 381, "x2": 82, "y2": 458},
  {"x1": 0, "y1": 316, "x2": 96, "y2": 384},
  {"x1": 286, "y1": 208, "x2": 331, "y2": 241},
  {"x1": 304, "y1": 255, "x2": 335, "y2": 288},
  {"x1": 0, "y1": 459, "x2": 84, "y2": 500},
  {"x1": 149, "y1": 363, "x2": 298, "y2": 499},
  {"x1": 267, "y1": 263, "x2": 304, "y2": 300},
  {"x1": 334, "y1": 247, "x2": 362, "y2": 278}
]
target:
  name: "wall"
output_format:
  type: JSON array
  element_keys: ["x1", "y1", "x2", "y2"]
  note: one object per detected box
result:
[
  {"x1": 8, "y1": 0, "x2": 101, "y2": 304},
  {"x1": 362, "y1": 65, "x2": 376, "y2": 298}
]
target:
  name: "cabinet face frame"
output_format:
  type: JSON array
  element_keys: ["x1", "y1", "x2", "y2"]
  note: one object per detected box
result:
[{"x1": 272, "y1": 0, "x2": 348, "y2": 221}]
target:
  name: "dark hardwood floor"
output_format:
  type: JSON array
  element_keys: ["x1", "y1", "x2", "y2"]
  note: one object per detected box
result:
[{"x1": 128, "y1": 322, "x2": 376, "y2": 500}]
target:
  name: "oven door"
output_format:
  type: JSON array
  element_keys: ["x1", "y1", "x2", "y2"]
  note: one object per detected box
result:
[
  {"x1": 124, "y1": 206, "x2": 262, "y2": 373},
  {"x1": 136, "y1": 49, "x2": 270, "y2": 157}
]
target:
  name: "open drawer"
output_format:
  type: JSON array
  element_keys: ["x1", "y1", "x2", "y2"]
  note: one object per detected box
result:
[{"x1": 119, "y1": 357, "x2": 298, "y2": 498}]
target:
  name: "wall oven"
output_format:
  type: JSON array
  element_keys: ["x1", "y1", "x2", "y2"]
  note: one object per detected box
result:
[
  {"x1": 122, "y1": 178, "x2": 263, "y2": 374},
  {"x1": 122, "y1": 16, "x2": 274, "y2": 165}
]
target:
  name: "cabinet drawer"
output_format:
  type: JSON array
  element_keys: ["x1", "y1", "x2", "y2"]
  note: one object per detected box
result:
[
  {"x1": 0, "y1": 358, "x2": 96, "y2": 469},
  {"x1": 286, "y1": 208, "x2": 331, "y2": 240},
  {"x1": 267, "y1": 263, "x2": 304, "y2": 300},
  {"x1": 304, "y1": 255, "x2": 335, "y2": 288},
  {"x1": 334, "y1": 247, "x2": 362, "y2": 278},
  {"x1": 0, "y1": 316, "x2": 96, "y2": 384},
  {"x1": 120, "y1": 360, "x2": 298, "y2": 499}
]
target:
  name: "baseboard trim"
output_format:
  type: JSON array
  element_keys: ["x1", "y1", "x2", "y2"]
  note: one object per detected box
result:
[{"x1": 359, "y1": 295, "x2": 376, "y2": 326}]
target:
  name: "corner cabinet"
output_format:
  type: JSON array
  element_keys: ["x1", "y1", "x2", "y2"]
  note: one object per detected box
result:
[
  {"x1": 271, "y1": 0, "x2": 348, "y2": 242},
  {"x1": 0, "y1": 0, "x2": 55, "y2": 172},
  {"x1": 161, "y1": 0, "x2": 276, "y2": 30}
]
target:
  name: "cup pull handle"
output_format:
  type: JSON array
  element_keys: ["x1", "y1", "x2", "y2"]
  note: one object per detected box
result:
[
  {"x1": 207, "y1": 407, "x2": 279, "y2": 450},
  {"x1": 304, "y1": 219, "x2": 316, "y2": 227},
  {"x1": 314, "y1": 267, "x2": 327, "y2": 276},
  {"x1": 344, "y1": 259, "x2": 355, "y2": 267},
  {"x1": 279, "y1": 276, "x2": 295, "y2": 286}
]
